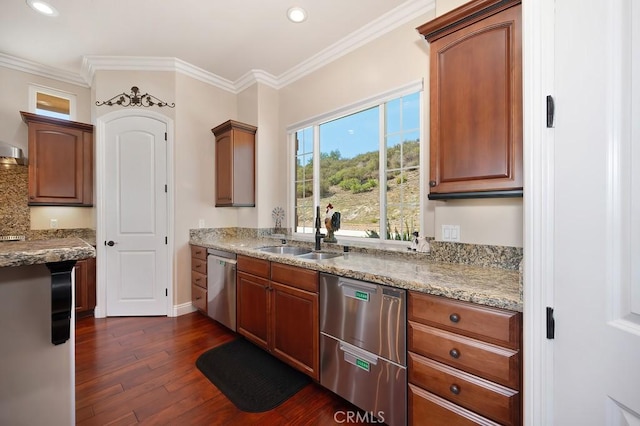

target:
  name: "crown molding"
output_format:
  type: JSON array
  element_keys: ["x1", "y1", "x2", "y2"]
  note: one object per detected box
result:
[
  {"x1": 0, "y1": 53, "x2": 88, "y2": 88},
  {"x1": 2, "y1": 0, "x2": 435, "y2": 92},
  {"x1": 277, "y1": 0, "x2": 435, "y2": 87}
]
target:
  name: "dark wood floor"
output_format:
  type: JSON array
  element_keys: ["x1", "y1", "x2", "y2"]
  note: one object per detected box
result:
[{"x1": 75, "y1": 312, "x2": 369, "y2": 425}]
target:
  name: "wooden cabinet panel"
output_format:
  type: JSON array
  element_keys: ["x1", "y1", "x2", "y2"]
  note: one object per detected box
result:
[
  {"x1": 211, "y1": 120, "x2": 257, "y2": 207},
  {"x1": 191, "y1": 284, "x2": 207, "y2": 312},
  {"x1": 409, "y1": 321, "x2": 520, "y2": 390},
  {"x1": 409, "y1": 292, "x2": 521, "y2": 349},
  {"x1": 271, "y1": 262, "x2": 318, "y2": 292},
  {"x1": 236, "y1": 256, "x2": 319, "y2": 380},
  {"x1": 75, "y1": 257, "x2": 96, "y2": 317},
  {"x1": 409, "y1": 384, "x2": 500, "y2": 426},
  {"x1": 270, "y1": 282, "x2": 319, "y2": 380},
  {"x1": 237, "y1": 270, "x2": 270, "y2": 350},
  {"x1": 237, "y1": 254, "x2": 270, "y2": 279},
  {"x1": 191, "y1": 258, "x2": 207, "y2": 276},
  {"x1": 190, "y1": 245, "x2": 208, "y2": 314},
  {"x1": 20, "y1": 111, "x2": 93, "y2": 206},
  {"x1": 409, "y1": 352, "x2": 519, "y2": 425},
  {"x1": 418, "y1": 0, "x2": 522, "y2": 198},
  {"x1": 190, "y1": 245, "x2": 207, "y2": 260},
  {"x1": 191, "y1": 270, "x2": 207, "y2": 290}
]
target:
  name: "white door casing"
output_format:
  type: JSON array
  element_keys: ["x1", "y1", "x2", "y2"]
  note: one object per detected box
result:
[
  {"x1": 525, "y1": 0, "x2": 640, "y2": 424},
  {"x1": 95, "y1": 110, "x2": 174, "y2": 317}
]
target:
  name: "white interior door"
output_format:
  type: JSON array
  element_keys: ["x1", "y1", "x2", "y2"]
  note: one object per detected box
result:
[
  {"x1": 104, "y1": 115, "x2": 168, "y2": 316},
  {"x1": 552, "y1": 0, "x2": 640, "y2": 423}
]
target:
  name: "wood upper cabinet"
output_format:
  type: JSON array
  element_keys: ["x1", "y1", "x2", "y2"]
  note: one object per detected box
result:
[
  {"x1": 418, "y1": 0, "x2": 522, "y2": 199},
  {"x1": 20, "y1": 111, "x2": 94, "y2": 206},
  {"x1": 236, "y1": 255, "x2": 319, "y2": 381},
  {"x1": 211, "y1": 120, "x2": 257, "y2": 207}
]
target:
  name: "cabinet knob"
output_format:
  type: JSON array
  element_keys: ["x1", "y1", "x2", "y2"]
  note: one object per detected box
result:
[
  {"x1": 449, "y1": 348, "x2": 460, "y2": 359},
  {"x1": 429, "y1": 180, "x2": 437, "y2": 187},
  {"x1": 449, "y1": 313, "x2": 460, "y2": 323},
  {"x1": 450, "y1": 384, "x2": 461, "y2": 395}
]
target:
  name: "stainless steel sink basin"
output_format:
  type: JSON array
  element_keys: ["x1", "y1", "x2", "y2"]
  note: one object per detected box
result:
[
  {"x1": 296, "y1": 252, "x2": 342, "y2": 260},
  {"x1": 257, "y1": 246, "x2": 312, "y2": 256}
]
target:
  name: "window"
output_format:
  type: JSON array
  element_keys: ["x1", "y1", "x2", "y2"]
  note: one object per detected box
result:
[
  {"x1": 29, "y1": 84, "x2": 76, "y2": 120},
  {"x1": 291, "y1": 87, "x2": 422, "y2": 242}
]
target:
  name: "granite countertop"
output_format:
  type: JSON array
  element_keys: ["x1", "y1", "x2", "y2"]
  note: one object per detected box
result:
[
  {"x1": 0, "y1": 237, "x2": 96, "y2": 268},
  {"x1": 189, "y1": 235, "x2": 523, "y2": 312}
]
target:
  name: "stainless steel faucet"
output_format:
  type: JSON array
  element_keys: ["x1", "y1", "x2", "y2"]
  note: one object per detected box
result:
[{"x1": 315, "y1": 206, "x2": 325, "y2": 250}]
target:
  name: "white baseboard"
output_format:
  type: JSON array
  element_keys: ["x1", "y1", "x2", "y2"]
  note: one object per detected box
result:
[{"x1": 173, "y1": 301, "x2": 197, "y2": 317}]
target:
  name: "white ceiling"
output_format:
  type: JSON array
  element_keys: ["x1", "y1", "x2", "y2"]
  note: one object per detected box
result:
[{"x1": 0, "y1": 0, "x2": 433, "y2": 88}]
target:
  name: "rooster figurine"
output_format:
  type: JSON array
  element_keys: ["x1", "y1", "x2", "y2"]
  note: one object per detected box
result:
[{"x1": 324, "y1": 203, "x2": 341, "y2": 243}]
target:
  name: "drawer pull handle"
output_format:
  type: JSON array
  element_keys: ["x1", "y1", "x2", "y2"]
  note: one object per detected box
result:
[
  {"x1": 195, "y1": 278, "x2": 201, "y2": 283},
  {"x1": 195, "y1": 250, "x2": 202, "y2": 255},
  {"x1": 195, "y1": 296, "x2": 201, "y2": 300},
  {"x1": 449, "y1": 313, "x2": 460, "y2": 323},
  {"x1": 450, "y1": 384, "x2": 460, "y2": 395},
  {"x1": 449, "y1": 348, "x2": 460, "y2": 359}
]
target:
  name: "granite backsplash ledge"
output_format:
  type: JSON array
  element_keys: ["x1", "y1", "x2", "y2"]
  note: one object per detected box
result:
[{"x1": 190, "y1": 227, "x2": 523, "y2": 271}]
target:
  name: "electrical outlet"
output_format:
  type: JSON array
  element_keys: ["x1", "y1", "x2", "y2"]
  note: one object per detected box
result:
[
  {"x1": 198, "y1": 219, "x2": 205, "y2": 228},
  {"x1": 50, "y1": 219, "x2": 58, "y2": 229},
  {"x1": 441, "y1": 225, "x2": 460, "y2": 242}
]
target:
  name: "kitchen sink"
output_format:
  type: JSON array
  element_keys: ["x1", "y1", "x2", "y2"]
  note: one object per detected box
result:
[
  {"x1": 257, "y1": 246, "x2": 312, "y2": 256},
  {"x1": 296, "y1": 252, "x2": 342, "y2": 260}
]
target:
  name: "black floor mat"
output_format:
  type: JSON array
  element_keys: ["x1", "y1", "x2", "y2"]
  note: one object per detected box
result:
[{"x1": 195, "y1": 338, "x2": 311, "y2": 412}]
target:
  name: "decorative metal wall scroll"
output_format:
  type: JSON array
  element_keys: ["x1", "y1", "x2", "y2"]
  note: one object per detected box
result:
[{"x1": 96, "y1": 86, "x2": 175, "y2": 108}]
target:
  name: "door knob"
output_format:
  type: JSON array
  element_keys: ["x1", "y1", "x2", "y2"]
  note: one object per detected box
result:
[{"x1": 106, "y1": 240, "x2": 116, "y2": 246}]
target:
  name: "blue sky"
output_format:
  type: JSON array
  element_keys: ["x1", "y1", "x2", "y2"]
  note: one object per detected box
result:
[{"x1": 319, "y1": 92, "x2": 420, "y2": 159}]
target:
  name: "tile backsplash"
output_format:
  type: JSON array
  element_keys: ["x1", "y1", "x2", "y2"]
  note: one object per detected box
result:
[{"x1": 0, "y1": 165, "x2": 29, "y2": 237}]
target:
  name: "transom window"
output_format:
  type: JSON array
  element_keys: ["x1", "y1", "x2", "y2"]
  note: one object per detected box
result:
[
  {"x1": 29, "y1": 84, "x2": 76, "y2": 120},
  {"x1": 291, "y1": 87, "x2": 422, "y2": 242}
]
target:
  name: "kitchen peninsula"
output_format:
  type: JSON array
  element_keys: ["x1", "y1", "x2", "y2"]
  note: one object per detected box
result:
[{"x1": 0, "y1": 237, "x2": 95, "y2": 426}]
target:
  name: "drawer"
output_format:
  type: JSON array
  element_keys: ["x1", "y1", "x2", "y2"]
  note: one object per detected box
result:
[
  {"x1": 191, "y1": 270, "x2": 207, "y2": 289},
  {"x1": 192, "y1": 284, "x2": 207, "y2": 313},
  {"x1": 237, "y1": 255, "x2": 270, "y2": 278},
  {"x1": 409, "y1": 384, "x2": 500, "y2": 426},
  {"x1": 409, "y1": 292, "x2": 522, "y2": 349},
  {"x1": 321, "y1": 334, "x2": 406, "y2": 426},
  {"x1": 409, "y1": 352, "x2": 520, "y2": 425},
  {"x1": 190, "y1": 245, "x2": 207, "y2": 261},
  {"x1": 192, "y1": 258, "x2": 207, "y2": 275},
  {"x1": 271, "y1": 262, "x2": 318, "y2": 292},
  {"x1": 409, "y1": 321, "x2": 520, "y2": 390}
]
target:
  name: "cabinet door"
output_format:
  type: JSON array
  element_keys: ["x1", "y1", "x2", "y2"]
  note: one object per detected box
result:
[
  {"x1": 23, "y1": 113, "x2": 93, "y2": 206},
  {"x1": 427, "y1": 4, "x2": 522, "y2": 197},
  {"x1": 270, "y1": 281, "x2": 319, "y2": 380},
  {"x1": 215, "y1": 130, "x2": 233, "y2": 206},
  {"x1": 237, "y1": 271, "x2": 269, "y2": 350},
  {"x1": 75, "y1": 257, "x2": 96, "y2": 316}
]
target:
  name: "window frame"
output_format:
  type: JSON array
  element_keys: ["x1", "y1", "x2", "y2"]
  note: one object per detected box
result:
[
  {"x1": 287, "y1": 80, "x2": 425, "y2": 246},
  {"x1": 28, "y1": 84, "x2": 77, "y2": 120}
]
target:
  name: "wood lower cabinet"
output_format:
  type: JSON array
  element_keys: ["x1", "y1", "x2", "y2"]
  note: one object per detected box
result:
[
  {"x1": 75, "y1": 256, "x2": 96, "y2": 317},
  {"x1": 20, "y1": 111, "x2": 94, "y2": 206},
  {"x1": 408, "y1": 292, "x2": 522, "y2": 426},
  {"x1": 236, "y1": 255, "x2": 319, "y2": 380},
  {"x1": 211, "y1": 120, "x2": 257, "y2": 207},
  {"x1": 418, "y1": 0, "x2": 522, "y2": 199},
  {"x1": 191, "y1": 245, "x2": 208, "y2": 314}
]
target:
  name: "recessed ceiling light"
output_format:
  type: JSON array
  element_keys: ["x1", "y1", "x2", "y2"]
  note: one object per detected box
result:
[
  {"x1": 287, "y1": 7, "x2": 307, "y2": 23},
  {"x1": 26, "y1": 0, "x2": 59, "y2": 17}
]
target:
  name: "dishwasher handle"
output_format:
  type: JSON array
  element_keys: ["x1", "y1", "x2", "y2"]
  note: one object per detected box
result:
[
  {"x1": 339, "y1": 278, "x2": 377, "y2": 302},
  {"x1": 339, "y1": 341, "x2": 378, "y2": 372},
  {"x1": 208, "y1": 254, "x2": 237, "y2": 268}
]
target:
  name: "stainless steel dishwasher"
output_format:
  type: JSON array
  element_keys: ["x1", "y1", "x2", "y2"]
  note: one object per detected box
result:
[
  {"x1": 320, "y1": 273, "x2": 407, "y2": 426},
  {"x1": 206, "y1": 248, "x2": 237, "y2": 331}
]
